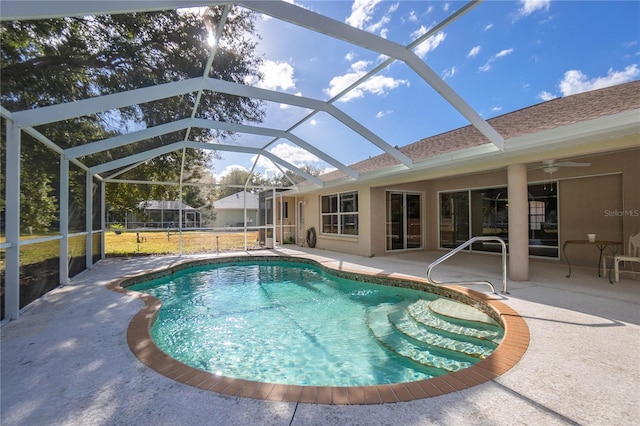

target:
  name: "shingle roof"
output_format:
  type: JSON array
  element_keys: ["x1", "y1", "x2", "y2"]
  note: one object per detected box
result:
[{"x1": 321, "y1": 80, "x2": 640, "y2": 181}]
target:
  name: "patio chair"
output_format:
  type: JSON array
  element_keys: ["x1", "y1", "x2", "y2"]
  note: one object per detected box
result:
[{"x1": 613, "y1": 231, "x2": 640, "y2": 282}]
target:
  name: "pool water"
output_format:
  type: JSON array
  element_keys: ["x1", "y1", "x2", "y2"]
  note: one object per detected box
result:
[{"x1": 128, "y1": 261, "x2": 503, "y2": 387}]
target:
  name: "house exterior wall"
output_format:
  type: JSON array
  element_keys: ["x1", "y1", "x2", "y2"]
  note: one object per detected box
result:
[
  {"x1": 300, "y1": 183, "x2": 373, "y2": 256},
  {"x1": 213, "y1": 209, "x2": 258, "y2": 228},
  {"x1": 298, "y1": 145, "x2": 640, "y2": 267}
]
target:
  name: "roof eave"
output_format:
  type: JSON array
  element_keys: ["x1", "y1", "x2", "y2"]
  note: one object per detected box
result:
[{"x1": 288, "y1": 109, "x2": 640, "y2": 195}]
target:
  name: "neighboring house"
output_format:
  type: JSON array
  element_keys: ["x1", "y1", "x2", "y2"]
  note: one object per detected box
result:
[
  {"x1": 275, "y1": 81, "x2": 640, "y2": 281},
  {"x1": 207, "y1": 191, "x2": 259, "y2": 228},
  {"x1": 127, "y1": 200, "x2": 201, "y2": 229}
]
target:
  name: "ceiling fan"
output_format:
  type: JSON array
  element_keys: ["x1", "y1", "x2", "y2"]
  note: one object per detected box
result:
[{"x1": 531, "y1": 159, "x2": 591, "y2": 174}]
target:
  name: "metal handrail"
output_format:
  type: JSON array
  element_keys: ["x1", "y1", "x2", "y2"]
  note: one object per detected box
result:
[{"x1": 426, "y1": 236, "x2": 508, "y2": 294}]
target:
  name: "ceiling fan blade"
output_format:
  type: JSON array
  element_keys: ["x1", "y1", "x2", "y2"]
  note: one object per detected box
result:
[{"x1": 555, "y1": 161, "x2": 591, "y2": 167}]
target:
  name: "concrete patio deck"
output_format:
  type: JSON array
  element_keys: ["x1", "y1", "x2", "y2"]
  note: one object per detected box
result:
[{"x1": 2, "y1": 248, "x2": 639, "y2": 425}]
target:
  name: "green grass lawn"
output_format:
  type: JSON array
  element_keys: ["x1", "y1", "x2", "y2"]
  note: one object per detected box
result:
[
  {"x1": 106, "y1": 230, "x2": 261, "y2": 255},
  {"x1": 1, "y1": 230, "x2": 262, "y2": 269}
]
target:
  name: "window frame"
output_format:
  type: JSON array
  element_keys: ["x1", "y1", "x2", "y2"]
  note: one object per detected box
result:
[{"x1": 320, "y1": 191, "x2": 359, "y2": 236}]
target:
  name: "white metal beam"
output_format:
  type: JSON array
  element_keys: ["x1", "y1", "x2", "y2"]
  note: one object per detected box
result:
[
  {"x1": 64, "y1": 118, "x2": 192, "y2": 159},
  {"x1": 239, "y1": 1, "x2": 407, "y2": 61},
  {"x1": 0, "y1": 1, "x2": 229, "y2": 21},
  {"x1": 326, "y1": 105, "x2": 413, "y2": 166},
  {"x1": 190, "y1": 118, "x2": 358, "y2": 178},
  {"x1": 238, "y1": 0, "x2": 503, "y2": 150},
  {"x1": 402, "y1": 54, "x2": 504, "y2": 150},
  {"x1": 22, "y1": 127, "x2": 90, "y2": 172},
  {"x1": 12, "y1": 78, "x2": 203, "y2": 128},
  {"x1": 258, "y1": 1, "x2": 482, "y2": 161},
  {"x1": 66, "y1": 115, "x2": 357, "y2": 179},
  {"x1": 203, "y1": 78, "x2": 411, "y2": 166},
  {"x1": 90, "y1": 142, "x2": 185, "y2": 175},
  {"x1": 90, "y1": 139, "x2": 324, "y2": 186},
  {"x1": 183, "y1": 141, "x2": 324, "y2": 186}
]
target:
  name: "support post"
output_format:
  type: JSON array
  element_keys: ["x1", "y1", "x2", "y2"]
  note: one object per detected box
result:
[
  {"x1": 86, "y1": 171, "x2": 93, "y2": 269},
  {"x1": 60, "y1": 155, "x2": 69, "y2": 285},
  {"x1": 101, "y1": 181, "x2": 106, "y2": 260},
  {"x1": 507, "y1": 163, "x2": 529, "y2": 281},
  {"x1": 5, "y1": 120, "x2": 21, "y2": 320},
  {"x1": 272, "y1": 187, "x2": 277, "y2": 248}
]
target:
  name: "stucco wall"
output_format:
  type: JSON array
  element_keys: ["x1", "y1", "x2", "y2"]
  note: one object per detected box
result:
[
  {"x1": 300, "y1": 184, "x2": 372, "y2": 256},
  {"x1": 297, "y1": 146, "x2": 640, "y2": 265}
]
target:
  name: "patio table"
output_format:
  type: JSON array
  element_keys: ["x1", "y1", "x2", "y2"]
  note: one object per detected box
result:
[{"x1": 562, "y1": 239, "x2": 621, "y2": 280}]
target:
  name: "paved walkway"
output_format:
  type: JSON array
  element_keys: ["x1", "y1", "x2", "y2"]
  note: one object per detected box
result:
[{"x1": 2, "y1": 248, "x2": 639, "y2": 425}]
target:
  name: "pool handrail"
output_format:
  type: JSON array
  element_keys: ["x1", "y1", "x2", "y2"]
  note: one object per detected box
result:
[{"x1": 426, "y1": 236, "x2": 508, "y2": 294}]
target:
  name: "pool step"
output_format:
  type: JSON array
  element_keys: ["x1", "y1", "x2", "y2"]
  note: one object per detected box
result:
[
  {"x1": 408, "y1": 299, "x2": 503, "y2": 345},
  {"x1": 366, "y1": 298, "x2": 504, "y2": 373},
  {"x1": 388, "y1": 305, "x2": 497, "y2": 360},
  {"x1": 367, "y1": 304, "x2": 470, "y2": 374}
]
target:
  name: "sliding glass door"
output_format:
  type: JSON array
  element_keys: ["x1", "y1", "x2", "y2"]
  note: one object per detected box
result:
[
  {"x1": 439, "y1": 191, "x2": 470, "y2": 249},
  {"x1": 386, "y1": 191, "x2": 422, "y2": 251},
  {"x1": 438, "y1": 182, "x2": 558, "y2": 257}
]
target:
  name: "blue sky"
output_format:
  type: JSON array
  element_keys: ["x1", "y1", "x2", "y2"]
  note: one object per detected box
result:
[{"x1": 212, "y1": 0, "x2": 640, "y2": 181}]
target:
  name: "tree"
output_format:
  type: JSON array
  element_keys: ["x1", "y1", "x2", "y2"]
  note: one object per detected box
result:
[
  {"x1": 213, "y1": 169, "x2": 268, "y2": 200},
  {"x1": 1, "y1": 6, "x2": 264, "y2": 231}
]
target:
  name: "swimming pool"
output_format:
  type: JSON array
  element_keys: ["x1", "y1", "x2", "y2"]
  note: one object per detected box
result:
[
  {"x1": 128, "y1": 260, "x2": 503, "y2": 387},
  {"x1": 113, "y1": 255, "x2": 529, "y2": 404}
]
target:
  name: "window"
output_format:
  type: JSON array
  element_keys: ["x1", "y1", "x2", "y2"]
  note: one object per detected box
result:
[{"x1": 321, "y1": 191, "x2": 358, "y2": 235}]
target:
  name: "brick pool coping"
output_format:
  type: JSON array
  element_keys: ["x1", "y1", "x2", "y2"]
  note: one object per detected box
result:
[{"x1": 107, "y1": 255, "x2": 529, "y2": 405}]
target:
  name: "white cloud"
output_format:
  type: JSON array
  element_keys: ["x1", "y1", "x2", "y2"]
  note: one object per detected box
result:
[
  {"x1": 516, "y1": 0, "x2": 550, "y2": 19},
  {"x1": 411, "y1": 27, "x2": 447, "y2": 59},
  {"x1": 253, "y1": 143, "x2": 323, "y2": 176},
  {"x1": 347, "y1": 0, "x2": 397, "y2": 37},
  {"x1": 212, "y1": 164, "x2": 248, "y2": 181},
  {"x1": 558, "y1": 65, "x2": 640, "y2": 96},
  {"x1": 442, "y1": 66, "x2": 457, "y2": 80},
  {"x1": 442, "y1": 3, "x2": 450, "y2": 12},
  {"x1": 537, "y1": 91, "x2": 557, "y2": 101},
  {"x1": 407, "y1": 10, "x2": 418, "y2": 23},
  {"x1": 324, "y1": 60, "x2": 409, "y2": 102},
  {"x1": 468, "y1": 46, "x2": 481, "y2": 58},
  {"x1": 346, "y1": 0, "x2": 383, "y2": 29},
  {"x1": 366, "y1": 13, "x2": 390, "y2": 35},
  {"x1": 256, "y1": 60, "x2": 296, "y2": 91},
  {"x1": 376, "y1": 110, "x2": 393, "y2": 119},
  {"x1": 479, "y1": 48, "x2": 514, "y2": 72},
  {"x1": 484, "y1": 23, "x2": 494, "y2": 31},
  {"x1": 491, "y1": 106, "x2": 502, "y2": 112},
  {"x1": 496, "y1": 48, "x2": 514, "y2": 58}
]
